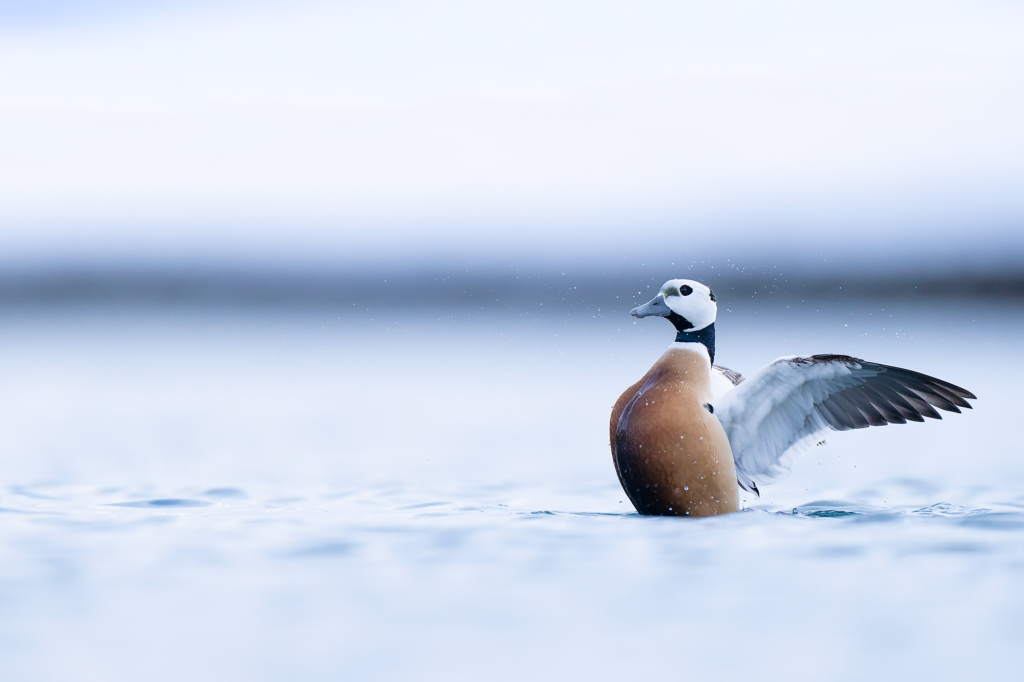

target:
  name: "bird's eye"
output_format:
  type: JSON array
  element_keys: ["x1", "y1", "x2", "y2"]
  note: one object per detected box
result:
[{"x1": 679, "y1": 285, "x2": 693, "y2": 296}]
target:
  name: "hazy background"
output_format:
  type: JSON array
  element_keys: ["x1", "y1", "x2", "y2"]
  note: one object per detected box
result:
[{"x1": 0, "y1": 0, "x2": 1021, "y2": 292}]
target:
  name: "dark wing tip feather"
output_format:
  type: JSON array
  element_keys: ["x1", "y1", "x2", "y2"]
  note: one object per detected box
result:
[
  {"x1": 873, "y1": 363, "x2": 976, "y2": 412},
  {"x1": 805, "y1": 354, "x2": 976, "y2": 403},
  {"x1": 854, "y1": 385, "x2": 906, "y2": 424},
  {"x1": 796, "y1": 355, "x2": 975, "y2": 433}
]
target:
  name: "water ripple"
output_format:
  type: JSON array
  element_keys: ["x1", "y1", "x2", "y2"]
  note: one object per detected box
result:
[{"x1": 108, "y1": 499, "x2": 212, "y2": 508}]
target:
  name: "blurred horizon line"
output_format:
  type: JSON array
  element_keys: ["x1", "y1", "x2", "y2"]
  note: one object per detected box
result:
[{"x1": 0, "y1": 263, "x2": 1020, "y2": 311}]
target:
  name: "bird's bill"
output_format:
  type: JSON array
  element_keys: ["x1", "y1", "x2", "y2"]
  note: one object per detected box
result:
[{"x1": 631, "y1": 294, "x2": 671, "y2": 318}]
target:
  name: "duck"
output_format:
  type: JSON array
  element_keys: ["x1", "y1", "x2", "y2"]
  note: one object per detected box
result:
[{"x1": 609, "y1": 278, "x2": 976, "y2": 517}]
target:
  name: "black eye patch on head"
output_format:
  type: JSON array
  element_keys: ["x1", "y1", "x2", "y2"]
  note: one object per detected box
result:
[
  {"x1": 679, "y1": 285, "x2": 693, "y2": 296},
  {"x1": 709, "y1": 289, "x2": 716, "y2": 302}
]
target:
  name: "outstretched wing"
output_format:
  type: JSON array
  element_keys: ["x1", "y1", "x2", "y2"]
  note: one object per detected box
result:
[{"x1": 712, "y1": 355, "x2": 976, "y2": 494}]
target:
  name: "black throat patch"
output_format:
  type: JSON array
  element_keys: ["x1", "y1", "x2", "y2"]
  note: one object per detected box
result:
[{"x1": 673, "y1": 322, "x2": 715, "y2": 365}]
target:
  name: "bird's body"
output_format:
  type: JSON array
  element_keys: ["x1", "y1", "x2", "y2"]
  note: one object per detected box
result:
[
  {"x1": 612, "y1": 279, "x2": 976, "y2": 517},
  {"x1": 610, "y1": 343, "x2": 739, "y2": 516}
]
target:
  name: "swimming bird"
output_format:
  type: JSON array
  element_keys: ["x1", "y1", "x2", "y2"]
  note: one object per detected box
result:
[{"x1": 610, "y1": 279, "x2": 976, "y2": 517}]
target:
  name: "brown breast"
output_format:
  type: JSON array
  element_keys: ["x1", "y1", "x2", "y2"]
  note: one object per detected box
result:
[{"x1": 610, "y1": 345, "x2": 740, "y2": 517}]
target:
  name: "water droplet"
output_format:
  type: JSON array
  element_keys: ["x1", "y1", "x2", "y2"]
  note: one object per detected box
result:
[{"x1": 683, "y1": 486, "x2": 689, "y2": 491}]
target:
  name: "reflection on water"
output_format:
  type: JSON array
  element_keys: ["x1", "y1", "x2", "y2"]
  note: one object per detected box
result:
[{"x1": 0, "y1": 299, "x2": 1022, "y2": 680}]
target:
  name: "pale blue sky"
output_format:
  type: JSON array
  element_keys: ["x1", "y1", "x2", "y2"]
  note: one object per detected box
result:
[{"x1": 0, "y1": 0, "x2": 1021, "y2": 272}]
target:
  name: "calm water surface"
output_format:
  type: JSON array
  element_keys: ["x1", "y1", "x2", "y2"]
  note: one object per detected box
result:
[{"x1": 0, "y1": 299, "x2": 1021, "y2": 680}]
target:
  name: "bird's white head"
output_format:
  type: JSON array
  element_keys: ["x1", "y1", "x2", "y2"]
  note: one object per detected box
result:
[{"x1": 631, "y1": 279, "x2": 717, "y2": 332}]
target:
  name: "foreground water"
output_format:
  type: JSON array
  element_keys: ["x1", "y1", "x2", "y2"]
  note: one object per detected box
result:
[{"x1": 0, "y1": 297, "x2": 1021, "y2": 680}]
